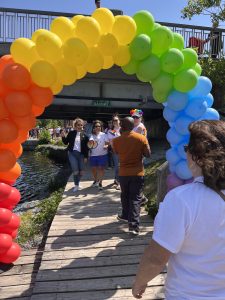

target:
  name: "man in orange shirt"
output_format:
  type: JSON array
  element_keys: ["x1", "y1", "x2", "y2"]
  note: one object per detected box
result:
[{"x1": 113, "y1": 117, "x2": 151, "y2": 235}]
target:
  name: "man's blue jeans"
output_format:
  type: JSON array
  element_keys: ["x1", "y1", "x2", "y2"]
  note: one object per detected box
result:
[{"x1": 68, "y1": 150, "x2": 84, "y2": 186}]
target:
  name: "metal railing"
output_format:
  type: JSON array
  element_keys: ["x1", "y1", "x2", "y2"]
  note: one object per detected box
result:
[{"x1": 0, "y1": 7, "x2": 225, "y2": 58}]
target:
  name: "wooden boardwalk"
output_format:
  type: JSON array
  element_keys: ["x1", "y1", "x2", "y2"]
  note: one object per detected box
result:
[{"x1": 30, "y1": 176, "x2": 165, "y2": 300}]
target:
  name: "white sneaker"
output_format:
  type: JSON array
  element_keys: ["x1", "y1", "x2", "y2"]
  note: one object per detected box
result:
[
  {"x1": 78, "y1": 185, "x2": 83, "y2": 190},
  {"x1": 73, "y1": 186, "x2": 79, "y2": 192}
]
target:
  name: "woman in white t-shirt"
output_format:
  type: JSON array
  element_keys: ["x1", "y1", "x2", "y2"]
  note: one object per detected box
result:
[
  {"x1": 132, "y1": 120, "x2": 225, "y2": 300},
  {"x1": 88, "y1": 120, "x2": 109, "y2": 190},
  {"x1": 130, "y1": 109, "x2": 147, "y2": 136}
]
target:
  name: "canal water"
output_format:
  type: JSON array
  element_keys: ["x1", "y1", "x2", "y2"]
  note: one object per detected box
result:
[{"x1": 14, "y1": 151, "x2": 66, "y2": 209}]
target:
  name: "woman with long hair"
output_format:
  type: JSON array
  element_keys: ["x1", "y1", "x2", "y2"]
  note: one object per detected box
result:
[
  {"x1": 107, "y1": 114, "x2": 121, "y2": 189},
  {"x1": 132, "y1": 120, "x2": 225, "y2": 300},
  {"x1": 61, "y1": 118, "x2": 89, "y2": 192},
  {"x1": 88, "y1": 120, "x2": 109, "y2": 190}
]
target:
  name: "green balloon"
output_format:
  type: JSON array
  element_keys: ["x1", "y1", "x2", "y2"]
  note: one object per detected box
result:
[
  {"x1": 152, "y1": 89, "x2": 168, "y2": 103},
  {"x1": 161, "y1": 48, "x2": 184, "y2": 73},
  {"x1": 174, "y1": 69, "x2": 198, "y2": 93},
  {"x1": 151, "y1": 26, "x2": 174, "y2": 55},
  {"x1": 137, "y1": 54, "x2": 161, "y2": 82},
  {"x1": 130, "y1": 34, "x2": 152, "y2": 61},
  {"x1": 122, "y1": 59, "x2": 139, "y2": 75},
  {"x1": 182, "y1": 48, "x2": 198, "y2": 69},
  {"x1": 133, "y1": 10, "x2": 155, "y2": 36},
  {"x1": 152, "y1": 72, "x2": 173, "y2": 94},
  {"x1": 192, "y1": 63, "x2": 202, "y2": 76},
  {"x1": 171, "y1": 33, "x2": 184, "y2": 50},
  {"x1": 153, "y1": 23, "x2": 161, "y2": 30},
  {"x1": 136, "y1": 72, "x2": 148, "y2": 83}
]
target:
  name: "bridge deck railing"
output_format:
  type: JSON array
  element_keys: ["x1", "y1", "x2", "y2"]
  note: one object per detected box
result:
[{"x1": 0, "y1": 7, "x2": 225, "y2": 58}]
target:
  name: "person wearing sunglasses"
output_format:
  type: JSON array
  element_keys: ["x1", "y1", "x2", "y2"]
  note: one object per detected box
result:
[
  {"x1": 107, "y1": 114, "x2": 121, "y2": 190},
  {"x1": 133, "y1": 120, "x2": 225, "y2": 300},
  {"x1": 89, "y1": 120, "x2": 109, "y2": 190},
  {"x1": 130, "y1": 109, "x2": 147, "y2": 137},
  {"x1": 61, "y1": 118, "x2": 89, "y2": 192}
]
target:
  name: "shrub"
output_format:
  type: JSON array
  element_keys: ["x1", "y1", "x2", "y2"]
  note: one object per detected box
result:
[{"x1": 38, "y1": 129, "x2": 51, "y2": 145}]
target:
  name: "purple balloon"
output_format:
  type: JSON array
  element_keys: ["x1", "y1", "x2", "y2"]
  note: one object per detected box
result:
[
  {"x1": 166, "y1": 173, "x2": 185, "y2": 192},
  {"x1": 184, "y1": 178, "x2": 194, "y2": 184}
]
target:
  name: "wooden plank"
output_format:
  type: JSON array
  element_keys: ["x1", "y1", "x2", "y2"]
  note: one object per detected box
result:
[
  {"x1": 0, "y1": 273, "x2": 34, "y2": 287},
  {"x1": 32, "y1": 274, "x2": 166, "y2": 294},
  {"x1": 39, "y1": 254, "x2": 142, "y2": 270},
  {"x1": 31, "y1": 286, "x2": 165, "y2": 300},
  {"x1": 0, "y1": 285, "x2": 34, "y2": 299},
  {"x1": 0, "y1": 263, "x2": 38, "y2": 276}
]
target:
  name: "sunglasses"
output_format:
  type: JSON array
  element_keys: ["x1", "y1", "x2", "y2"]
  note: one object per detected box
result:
[
  {"x1": 132, "y1": 116, "x2": 140, "y2": 119},
  {"x1": 183, "y1": 145, "x2": 188, "y2": 152}
]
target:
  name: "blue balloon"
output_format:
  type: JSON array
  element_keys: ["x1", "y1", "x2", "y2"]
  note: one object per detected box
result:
[
  {"x1": 185, "y1": 97, "x2": 208, "y2": 119},
  {"x1": 163, "y1": 106, "x2": 179, "y2": 122},
  {"x1": 188, "y1": 76, "x2": 212, "y2": 97},
  {"x1": 177, "y1": 142, "x2": 187, "y2": 159},
  {"x1": 203, "y1": 93, "x2": 214, "y2": 108},
  {"x1": 166, "y1": 147, "x2": 181, "y2": 165},
  {"x1": 169, "y1": 122, "x2": 174, "y2": 127},
  {"x1": 166, "y1": 128, "x2": 184, "y2": 145},
  {"x1": 175, "y1": 115, "x2": 194, "y2": 135},
  {"x1": 167, "y1": 90, "x2": 189, "y2": 111},
  {"x1": 175, "y1": 160, "x2": 192, "y2": 180},
  {"x1": 169, "y1": 163, "x2": 176, "y2": 173},
  {"x1": 200, "y1": 108, "x2": 220, "y2": 120},
  {"x1": 162, "y1": 102, "x2": 168, "y2": 107}
]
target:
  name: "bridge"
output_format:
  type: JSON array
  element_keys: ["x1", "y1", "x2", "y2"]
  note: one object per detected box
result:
[{"x1": 0, "y1": 7, "x2": 224, "y2": 120}]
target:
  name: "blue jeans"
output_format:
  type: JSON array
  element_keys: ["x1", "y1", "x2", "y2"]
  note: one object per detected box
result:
[
  {"x1": 68, "y1": 150, "x2": 84, "y2": 186},
  {"x1": 112, "y1": 153, "x2": 119, "y2": 182}
]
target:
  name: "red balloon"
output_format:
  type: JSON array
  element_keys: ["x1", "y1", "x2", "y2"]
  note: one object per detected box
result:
[
  {"x1": 2, "y1": 64, "x2": 31, "y2": 91},
  {"x1": 0, "y1": 208, "x2": 12, "y2": 226},
  {"x1": 0, "y1": 179, "x2": 15, "y2": 187},
  {"x1": 0, "y1": 242, "x2": 21, "y2": 264},
  {"x1": 0, "y1": 182, "x2": 12, "y2": 201},
  {"x1": 0, "y1": 233, "x2": 12, "y2": 254},
  {"x1": 0, "y1": 55, "x2": 14, "y2": 77},
  {"x1": 11, "y1": 229, "x2": 18, "y2": 239},
  {"x1": 0, "y1": 187, "x2": 21, "y2": 209},
  {"x1": 7, "y1": 213, "x2": 20, "y2": 231}
]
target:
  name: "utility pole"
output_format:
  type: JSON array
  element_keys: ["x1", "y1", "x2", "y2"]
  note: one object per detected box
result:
[{"x1": 95, "y1": 0, "x2": 100, "y2": 8}]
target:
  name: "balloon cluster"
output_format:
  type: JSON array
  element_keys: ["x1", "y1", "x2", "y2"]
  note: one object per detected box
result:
[
  {"x1": 0, "y1": 54, "x2": 53, "y2": 263},
  {"x1": 10, "y1": 8, "x2": 137, "y2": 94},
  {"x1": 0, "y1": 183, "x2": 21, "y2": 263}
]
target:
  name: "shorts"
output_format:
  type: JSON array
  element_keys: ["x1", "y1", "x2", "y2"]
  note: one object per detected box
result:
[{"x1": 90, "y1": 155, "x2": 107, "y2": 167}]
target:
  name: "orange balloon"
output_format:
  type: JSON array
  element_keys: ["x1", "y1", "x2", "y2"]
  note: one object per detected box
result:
[
  {"x1": 14, "y1": 130, "x2": 29, "y2": 143},
  {"x1": 0, "y1": 142, "x2": 23, "y2": 159},
  {"x1": 0, "y1": 119, "x2": 18, "y2": 143},
  {"x1": 2, "y1": 64, "x2": 31, "y2": 91},
  {"x1": 4, "y1": 91, "x2": 32, "y2": 117},
  {"x1": 0, "y1": 80, "x2": 10, "y2": 97},
  {"x1": 0, "y1": 55, "x2": 14, "y2": 76},
  {"x1": 0, "y1": 162, "x2": 21, "y2": 182},
  {"x1": 31, "y1": 105, "x2": 45, "y2": 117},
  {"x1": 0, "y1": 149, "x2": 16, "y2": 172},
  {"x1": 28, "y1": 84, "x2": 53, "y2": 107},
  {"x1": 12, "y1": 114, "x2": 36, "y2": 131},
  {"x1": 0, "y1": 99, "x2": 9, "y2": 120}
]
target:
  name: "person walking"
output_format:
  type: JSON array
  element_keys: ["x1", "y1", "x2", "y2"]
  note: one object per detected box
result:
[
  {"x1": 130, "y1": 109, "x2": 147, "y2": 136},
  {"x1": 61, "y1": 118, "x2": 89, "y2": 192},
  {"x1": 88, "y1": 120, "x2": 109, "y2": 191},
  {"x1": 113, "y1": 117, "x2": 151, "y2": 235},
  {"x1": 132, "y1": 120, "x2": 225, "y2": 299},
  {"x1": 107, "y1": 114, "x2": 121, "y2": 190}
]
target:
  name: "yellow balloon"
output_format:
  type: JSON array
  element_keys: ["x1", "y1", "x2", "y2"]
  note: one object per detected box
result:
[
  {"x1": 30, "y1": 60, "x2": 57, "y2": 88},
  {"x1": 113, "y1": 45, "x2": 131, "y2": 66},
  {"x1": 98, "y1": 33, "x2": 119, "y2": 56},
  {"x1": 85, "y1": 47, "x2": 104, "y2": 73},
  {"x1": 103, "y1": 56, "x2": 114, "y2": 69},
  {"x1": 50, "y1": 80, "x2": 63, "y2": 95},
  {"x1": 76, "y1": 65, "x2": 87, "y2": 79},
  {"x1": 63, "y1": 38, "x2": 89, "y2": 66},
  {"x1": 112, "y1": 16, "x2": 137, "y2": 45},
  {"x1": 33, "y1": 29, "x2": 63, "y2": 63},
  {"x1": 55, "y1": 60, "x2": 77, "y2": 85},
  {"x1": 75, "y1": 16, "x2": 101, "y2": 47},
  {"x1": 71, "y1": 15, "x2": 84, "y2": 26},
  {"x1": 10, "y1": 38, "x2": 39, "y2": 70},
  {"x1": 92, "y1": 8, "x2": 115, "y2": 34},
  {"x1": 50, "y1": 17, "x2": 75, "y2": 42}
]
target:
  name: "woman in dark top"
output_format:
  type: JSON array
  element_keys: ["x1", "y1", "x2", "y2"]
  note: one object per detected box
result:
[{"x1": 61, "y1": 118, "x2": 89, "y2": 192}]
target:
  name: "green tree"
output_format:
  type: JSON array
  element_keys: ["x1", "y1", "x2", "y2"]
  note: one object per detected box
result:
[{"x1": 181, "y1": 0, "x2": 225, "y2": 27}]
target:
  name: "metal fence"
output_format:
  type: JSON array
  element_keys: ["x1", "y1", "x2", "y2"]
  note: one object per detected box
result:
[{"x1": 0, "y1": 7, "x2": 225, "y2": 58}]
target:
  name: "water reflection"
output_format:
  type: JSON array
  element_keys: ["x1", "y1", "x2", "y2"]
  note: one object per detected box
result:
[{"x1": 14, "y1": 152, "x2": 64, "y2": 204}]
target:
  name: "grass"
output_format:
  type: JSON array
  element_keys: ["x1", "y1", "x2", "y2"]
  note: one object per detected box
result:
[{"x1": 144, "y1": 159, "x2": 165, "y2": 220}]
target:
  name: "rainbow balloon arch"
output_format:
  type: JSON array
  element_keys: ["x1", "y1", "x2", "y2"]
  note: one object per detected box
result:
[{"x1": 0, "y1": 8, "x2": 219, "y2": 264}]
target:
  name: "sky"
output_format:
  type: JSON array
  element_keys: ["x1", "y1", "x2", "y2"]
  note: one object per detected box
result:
[{"x1": 0, "y1": 0, "x2": 218, "y2": 28}]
